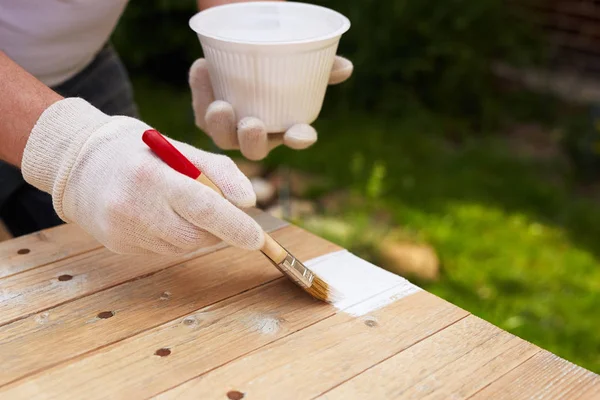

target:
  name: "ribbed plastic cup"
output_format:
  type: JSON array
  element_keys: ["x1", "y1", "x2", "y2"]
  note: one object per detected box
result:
[{"x1": 189, "y1": 1, "x2": 350, "y2": 133}]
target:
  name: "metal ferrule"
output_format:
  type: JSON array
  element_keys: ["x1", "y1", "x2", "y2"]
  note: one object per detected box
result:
[{"x1": 263, "y1": 251, "x2": 315, "y2": 289}]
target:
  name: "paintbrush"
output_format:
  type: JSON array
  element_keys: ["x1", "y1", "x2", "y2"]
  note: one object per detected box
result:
[{"x1": 142, "y1": 129, "x2": 340, "y2": 303}]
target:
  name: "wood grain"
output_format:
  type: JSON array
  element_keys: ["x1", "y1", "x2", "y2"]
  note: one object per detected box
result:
[
  {"x1": 0, "y1": 221, "x2": 12, "y2": 243},
  {"x1": 0, "y1": 207, "x2": 274, "y2": 281},
  {"x1": 0, "y1": 278, "x2": 337, "y2": 399},
  {"x1": 525, "y1": 1, "x2": 600, "y2": 24},
  {"x1": 0, "y1": 223, "x2": 100, "y2": 279},
  {"x1": 534, "y1": 8, "x2": 600, "y2": 39},
  {"x1": 0, "y1": 226, "x2": 338, "y2": 387},
  {"x1": 0, "y1": 210, "x2": 287, "y2": 326},
  {"x1": 3, "y1": 211, "x2": 598, "y2": 399},
  {"x1": 1, "y1": 290, "x2": 466, "y2": 400},
  {"x1": 318, "y1": 315, "x2": 540, "y2": 399},
  {"x1": 154, "y1": 291, "x2": 468, "y2": 400},
  {"x1": 470, "y1": 350, "x2": 600, "y2": 400}
]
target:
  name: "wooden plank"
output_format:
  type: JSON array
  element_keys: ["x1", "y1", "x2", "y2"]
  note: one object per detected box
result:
[
  {"x1": 154, "y1": 291, "x2": 468, "y2": 400},
  {"x1": 0, "y1": 225, "x2": 338, "y2": 388},
  {"x1": 0, "y1": 221, "x2": 12, "y2": 242},
  {"x1": 470, "y1": 350, "x2": 600, "y2": 400},
  {"x1": 0, "y1": 223, "x2": 101, "y2": 279},
  {"x1": 0, "y1": 279, "x2": 335, "y2": 399},
  {"x1": 527, "y1": 3, "x2": 600, "y2": 34},
  {"x1": 551, "y1": 47, "x2": 600, "y2": 73},
  {"x1": 317, "y1": 315, "x2": 540, "y2": 399},
  {"x1": 518, "y1": 1, "x2": 600, "y2": 58},
  {"x1": 0, "y1": 210, "x2": 287, "y2": 326},
  {"x1": 0, "y1": 207, "x2": 274, "y2": 280},
  {"x1": 549, "y1": 31, "x2": 600, "y2": 56},
  {"x1": 1, "y1": 288, "x2": 465, "y2": 400},
  {"x1": 524, "y1": 1, "x2": 600, "y2": 24}
]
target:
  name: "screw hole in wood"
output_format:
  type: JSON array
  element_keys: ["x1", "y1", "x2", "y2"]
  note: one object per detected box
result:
[
  {"x1": 154, "y1": 348, "x2": 171, "y2": 357},
  {"x1": 227, "y1": 390, "x2": 245, "y2": 400},
  {"x1": 97, "y1": 311, "x2": 114, "y2": 319},
  {"x1": 364, "y1": 319, "x2": 378, "y2": 328},
  {"x1": 160, "y1": 291, "x2": 171, "y2": 300},
  {"x1": 58, "y1": 274, "x2": 73, "y2": 281},
  {"x1": 17, "y1": 248, "x2": 30, "y2": 255}
]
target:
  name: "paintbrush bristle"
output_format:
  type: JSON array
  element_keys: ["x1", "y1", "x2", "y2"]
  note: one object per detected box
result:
[
  {"x1": 304, "y1": 275, "x2": 343, "y2": 304},
  {"x1": 259, "y1": 244, "x2": 342, "y2": 304}
]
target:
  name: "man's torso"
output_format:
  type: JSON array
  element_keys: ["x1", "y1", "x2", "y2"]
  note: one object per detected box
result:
[{"x1": 0, "y1": 0, "x2": 129, "y2": 86}]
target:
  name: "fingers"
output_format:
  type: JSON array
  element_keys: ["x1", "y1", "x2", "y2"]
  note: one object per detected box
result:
[
  {"x1": 205, "y1": 101, "x2": 239, "y2": 149},
  {"x1": 191, "y1": 55, "x2": 350, "y2": 158},
  {"x1": 153, "y1": 209, "x2": 222, "y2": 251},
  {"x1": 136, "y1": 238, "x2": 188, "y2": 255},
  {"x1": 103, "y1": 239, "x2": 182, "y2": 256},
  {"x1": 237, "y1": 117, "x2": 269, "y2": 161},
  {"x1": 236, "y1": 119, "x2": 317, "y2": 158},
  {"x1": 234, "y1": 121, "x2": 316, "y2": 159},
  {"x1": 189, "y1": 59, "x2": 215, "y2": 131},
  {"x1": 329, "y1": 56, "x2": 353, "y2": 85},
  {"x1": 283, "y1": 124, "x2": 317, "y2": 150},
  {"x1": 101, "y1": 176, "x2": 223, "y2": 254},
  {"x1": 190, "y1": 59, "x2": 238, "y2": 149},
  {"x1": 174, "y1": 141, "x2": 257, "y2": 208},
  {"x1": 167, "y1": 172, "x2": 265, "y2": 250}
]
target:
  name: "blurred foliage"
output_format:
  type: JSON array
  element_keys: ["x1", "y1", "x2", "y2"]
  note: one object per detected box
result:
[
  {"x1": 133, "y1": 78, "x2": 600, "y2": 373},
  {"x1": 560, "y1": 105, "x2": 600, "y2": 184},
  {"x1": 112, "y1": 0, "x2": 201, "y2": 86},
  {"x1": 119, "y1": 0, "x2": 600, "y2": 375},
  {"x1": 112, "y1": 0, "x2": 545, "y2": 127}
]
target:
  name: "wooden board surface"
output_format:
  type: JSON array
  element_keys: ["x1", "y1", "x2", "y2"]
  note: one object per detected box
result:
[
  {"x1": 470, "y1": 351, "x2": 600, "y2": 400},
  {"x1": 0, "y1": 210, "x2": 598, "y2": 399},
  {"x1": 0, "y1": 223, "x2": 100, "y2": 280},
  {"x1": 0, "y1": 221, "x2": 12, "y2": 243},
  {"x1": 154, "y1": 291, "x2": 467, "y2": 400},
  {"x1": 0, "y1": 226, "x2": 332, "y2": 388},
  {"x1": 0, "y1": 208, "x2": 285, "y2": 327},
  {"x1": 318, "y1": 315, "x2": 540, "y2": 400}
]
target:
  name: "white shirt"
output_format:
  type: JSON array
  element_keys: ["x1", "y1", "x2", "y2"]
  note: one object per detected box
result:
[{"x1": 0, "y1": 0, "x2": 129, "y2": 87}]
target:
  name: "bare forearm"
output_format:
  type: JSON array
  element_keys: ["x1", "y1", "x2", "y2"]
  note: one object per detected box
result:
[
  {"x1": 0, "y1": 51, "x2": 62, "y2": 167},
  {"x1": 197, "y1": 0, "x2": 282, "y2": 10}
]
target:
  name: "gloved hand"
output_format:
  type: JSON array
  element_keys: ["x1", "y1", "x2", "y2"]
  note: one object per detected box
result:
[
  {"x1": 189, "y1": 56, "x2": 353, "y2": 160},
  {"x1": 21, "y1": 98, "x2": 264, "y2": 255}
]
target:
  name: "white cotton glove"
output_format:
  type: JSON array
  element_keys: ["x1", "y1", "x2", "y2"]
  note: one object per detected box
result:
[
  {"x1": 189, "y1": 56, "x2": 353, "y2": 160},
  {"x1": 21, "y1": 98, "x2": 264, "y2": 255}
]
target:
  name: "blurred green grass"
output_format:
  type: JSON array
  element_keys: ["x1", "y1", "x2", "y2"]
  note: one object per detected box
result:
[{"x1": 132, "y1": 76, "x2": 600, "y2": 374}]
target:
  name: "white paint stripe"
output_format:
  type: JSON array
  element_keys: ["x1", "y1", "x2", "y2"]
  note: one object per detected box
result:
[{"x1": 305, "y1": 250, "x2": 421, "y2": 316}]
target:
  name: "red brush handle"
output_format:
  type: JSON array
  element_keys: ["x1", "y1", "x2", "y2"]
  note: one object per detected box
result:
[
  {"x1": 142, "y1": 129, "x2": 201, "y2": 180},
  {"x1": 143, "y1": 130, "x2": 285, "y2": 263}
]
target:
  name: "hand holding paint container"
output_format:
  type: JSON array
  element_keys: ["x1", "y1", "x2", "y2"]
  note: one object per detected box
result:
[{"x1": 189, "y1": 1, "x2": 351, "y2": 133}]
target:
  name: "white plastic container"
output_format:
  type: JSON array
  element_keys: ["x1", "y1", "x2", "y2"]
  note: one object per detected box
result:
[{"x1": 189, "y1": 1, "x2": 350, "y2": 132}]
